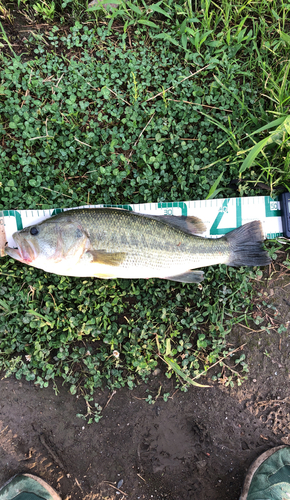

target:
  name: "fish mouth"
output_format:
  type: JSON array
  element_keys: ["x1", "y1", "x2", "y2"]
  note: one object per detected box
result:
[{"x1": 5, "y1": 235, "x2": 36, "y2": 263}]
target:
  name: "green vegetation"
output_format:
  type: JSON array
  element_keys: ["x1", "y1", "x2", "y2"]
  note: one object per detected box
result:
[{"x1": 0, "y1": 1, "x2": 289, "y2": 417}]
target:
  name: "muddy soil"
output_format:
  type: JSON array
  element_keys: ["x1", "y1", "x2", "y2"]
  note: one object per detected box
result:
[{"x1": 0, "y1": 269, "x2": 289, "y2": 500}]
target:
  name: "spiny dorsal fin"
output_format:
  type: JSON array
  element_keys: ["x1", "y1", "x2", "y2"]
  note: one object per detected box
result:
[
  {"x1": 98, "y1": 208, "x2": 206, "y2": 235},
  {"x1": 142, "y1": 214, "x2": 206, "y2": 235}
]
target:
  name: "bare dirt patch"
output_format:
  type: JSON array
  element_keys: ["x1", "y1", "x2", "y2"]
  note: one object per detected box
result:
[{"x1": 0, "y1": 266, "x2": 289, "y2": 500}]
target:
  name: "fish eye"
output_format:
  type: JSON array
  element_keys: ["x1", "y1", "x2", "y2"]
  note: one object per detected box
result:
[{"x1": 30, "y1": 227, "x2": 39, "y2": 236}]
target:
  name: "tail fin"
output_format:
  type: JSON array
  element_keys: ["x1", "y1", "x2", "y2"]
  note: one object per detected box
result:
[{"x1": 225, "y1": 221, "x2": 271, "y2": 267}]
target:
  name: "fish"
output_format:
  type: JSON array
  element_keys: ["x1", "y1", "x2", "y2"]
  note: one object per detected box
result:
[{"x1": 5, "y1": 208, "x2": 271, "y2": 283}]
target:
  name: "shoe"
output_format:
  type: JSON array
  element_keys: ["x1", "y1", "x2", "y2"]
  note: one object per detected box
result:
[
  {"x1": 0, "y1": 474, "x2": 61, "y2": 500},
  {"x1": 240, "y1": 445, "x2": 290, "y2": 499}
]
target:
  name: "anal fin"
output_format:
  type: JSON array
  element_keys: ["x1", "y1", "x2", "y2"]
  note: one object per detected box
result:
[
  {"x1": 163, "y1": 270, "x2": 204, "y2": 283},
  {"x1": 94, "y1": 273, "x2": 117, "y2": 279}
]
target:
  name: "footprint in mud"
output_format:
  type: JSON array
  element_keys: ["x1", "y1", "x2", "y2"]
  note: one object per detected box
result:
[
  {"x1": 0, "y1": 421, "x2": 65, "y2": 483},
  {"x1": 136, "y1": 413, "x2": 211, "y2": 474}
]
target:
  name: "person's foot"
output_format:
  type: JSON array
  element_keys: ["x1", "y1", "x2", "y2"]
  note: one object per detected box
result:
[
  {"x1": 0, "y1": 474, "x2": 61, "y2": 500},
  {"x1": 240, "y1": 445, "x2": 290, "y2": 499}
]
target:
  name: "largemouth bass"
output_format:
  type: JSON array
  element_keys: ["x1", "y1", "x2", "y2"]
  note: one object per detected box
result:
[{"x1": 5, "y1": 208, "x2": 271, "y2": 283}]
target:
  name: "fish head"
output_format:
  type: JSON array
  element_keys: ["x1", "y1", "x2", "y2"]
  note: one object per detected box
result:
[{"x1": 5, "y1": 218, "x2": 90, "y2": 271}]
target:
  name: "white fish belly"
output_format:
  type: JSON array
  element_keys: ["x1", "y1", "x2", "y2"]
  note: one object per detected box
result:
[{"x1": 33, "y1": 243, "x2": 230, "y2": 278}]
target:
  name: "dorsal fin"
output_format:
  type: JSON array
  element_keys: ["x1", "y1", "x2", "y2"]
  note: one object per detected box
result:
[{"x1": 143, "y1": 214, "x2": 206, "y2": 235}]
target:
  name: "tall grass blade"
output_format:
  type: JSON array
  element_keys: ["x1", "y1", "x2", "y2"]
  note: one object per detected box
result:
[
  {"x1": 240, "y1": 116, "x2": 290, "y2": 175},
  {"x1": 246, "y1": 117, "x2": 286, "y2": 137},
  {"x1": 206, "y1": 172, "x2": 224, "y2": 199},
  {"x1": 163, "y1": 356, "x2": 210, "y2": 387},
  {"x1": 280, "y1": 31, "x2": 290, "y2": 45}
]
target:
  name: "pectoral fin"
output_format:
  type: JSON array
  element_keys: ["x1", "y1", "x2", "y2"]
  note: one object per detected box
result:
[
  {"x1": 87, "y1": 249, "x2": 126, "y2": 266},
  {"x1": 164, "y1": 270, "x2": 204, "y2": 283}
]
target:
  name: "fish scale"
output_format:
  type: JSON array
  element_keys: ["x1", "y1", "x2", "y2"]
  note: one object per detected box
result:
[{"x1": 70, "y1": 209, "x2": 229, "y2": 273}]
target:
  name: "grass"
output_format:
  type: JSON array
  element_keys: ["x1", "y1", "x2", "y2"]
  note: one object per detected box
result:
[{"x1": 0, "y1": 0, "x2": 290, "y2": 419}]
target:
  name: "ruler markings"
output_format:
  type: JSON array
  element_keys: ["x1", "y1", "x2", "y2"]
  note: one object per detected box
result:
[{"x1": 0, "y1": 197, "x2": 284, "y2": 254}]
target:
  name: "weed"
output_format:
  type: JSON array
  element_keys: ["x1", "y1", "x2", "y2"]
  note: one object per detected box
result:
[
  {"x1": 76, "y1": 396, "x2": 103, "y2": 424},
  {"x1": 33, "y1": 1, "x2": 56, "y2": 22},
  {"x1": 0, "y1": 21, "x2": 18, "y2": 58},
  {"x1": 0, "y1": 1, "x2": 13, "y2": 23},
  {"x1": 0, "y1": 1, "x2": 289, "y2": 418}
]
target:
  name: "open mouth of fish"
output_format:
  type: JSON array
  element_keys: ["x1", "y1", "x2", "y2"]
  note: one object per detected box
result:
[{"x1": 5, "y1": 236, "x2": 36, "y2": 264}]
